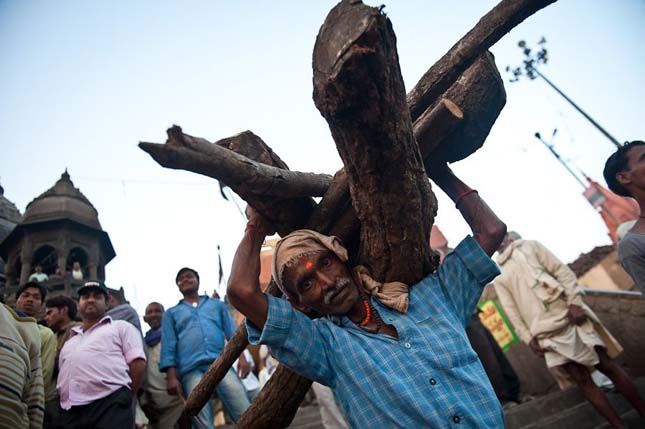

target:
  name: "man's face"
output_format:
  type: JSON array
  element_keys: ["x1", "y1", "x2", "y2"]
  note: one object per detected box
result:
[
  {"x1": 144, "y1": 303, "x2": 164, "y2": 329},
  {"x1": 283, "y1": 250, "x2": 361, "y2": 316},
  {"x1": 107, "y1": 294, "x2": 118, "y2": 310},
  {"x1": 176, "y1": 270, "x2": 199, "y2": 295},
  {"x1": 78, "y1": 290, "x2": 107, "y2": 321},
  {"x1": 16, "y1": 287, "x2": 43, "y2": 317},
  {"x1": 618, "y1": 145, "x2": 645, "y2": 196},
  {"x1": 45, "y1": 306, "x2": 66, "y2": 331},
  {"x1": 35, "y1": 265, "x2": 43, "y2": 273}
]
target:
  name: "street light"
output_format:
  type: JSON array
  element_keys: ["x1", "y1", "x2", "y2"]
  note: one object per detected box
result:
[
  {"x1": 534, "y1": 129, "x2": 587, "y2": 189},
  {"x1": 507, "y1": 38, "x2": 622, "y2": 148}
]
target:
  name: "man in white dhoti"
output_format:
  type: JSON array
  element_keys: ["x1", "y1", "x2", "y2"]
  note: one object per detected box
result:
[{"x1": 494, "y1": 232, "x2": 645, "y2": 429}]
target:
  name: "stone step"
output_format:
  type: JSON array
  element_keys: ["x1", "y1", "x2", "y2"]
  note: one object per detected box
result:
[
  {"x1": 594, "y1": 410, "x2": 645, "y2": 429},
  {"x1": 216, "y1": 404, "x2": 325, "y2": 429},
  {"x1": 288, "y1": 404, "x2": 325, "y2": 429},
  {"x1": 506, "y1": 377, "x2": 645, "y2": 429},
  {"x1": 505, "y1": 387, "x2": 586, "y2": 429}
]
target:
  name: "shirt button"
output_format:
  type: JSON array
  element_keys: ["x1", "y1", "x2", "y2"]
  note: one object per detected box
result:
[
  {"x1": 453, "y1": 415, "x2": 461, "y2": 424},
  {"x1": 404, "y1": 342, "x2": 411, "y2": 349},
  {"x1": 429, "y1": 378, "x2": 437, "y2": 385}
]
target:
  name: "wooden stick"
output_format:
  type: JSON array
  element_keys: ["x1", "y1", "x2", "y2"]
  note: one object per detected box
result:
[{"x1": 139, "y1": 126, "x2": 331, "y2": 199}]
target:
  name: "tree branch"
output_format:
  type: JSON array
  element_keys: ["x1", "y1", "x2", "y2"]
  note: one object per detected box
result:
[{"x1": 407, "y1": 0, "x2": 557, "y2": 121}]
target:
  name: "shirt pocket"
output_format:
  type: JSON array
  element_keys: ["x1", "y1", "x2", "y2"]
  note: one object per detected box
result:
[{"x1": 410, "y1": 313, "x2": 478, "y2": 369}]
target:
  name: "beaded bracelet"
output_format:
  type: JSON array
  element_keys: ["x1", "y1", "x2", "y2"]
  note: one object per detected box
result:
[{"x1": 455, "y1": 189, "x2": 478, "y2": 208}]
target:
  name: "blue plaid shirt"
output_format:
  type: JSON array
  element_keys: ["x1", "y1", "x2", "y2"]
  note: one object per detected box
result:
[{"x1": 247, "y1": 236, "x2": 504, "y2": 428}]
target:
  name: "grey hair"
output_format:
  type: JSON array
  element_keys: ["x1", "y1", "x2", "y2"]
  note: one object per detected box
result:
[{"x1": 507, "y1": 231, "x2": 522, "y2": 241}]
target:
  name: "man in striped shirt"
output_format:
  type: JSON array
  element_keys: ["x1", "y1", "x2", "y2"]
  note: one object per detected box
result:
[{"x1": 0, "y1": 303, "x2": 45, "y2": 429}]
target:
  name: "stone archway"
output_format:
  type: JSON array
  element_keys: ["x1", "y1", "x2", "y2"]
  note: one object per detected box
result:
[
  {"x1": 32, "y1": 245, "x2": 58, "y2": 275},
  {"x1": 66, "y1": 247, "x2": 88, "y2": 279}
]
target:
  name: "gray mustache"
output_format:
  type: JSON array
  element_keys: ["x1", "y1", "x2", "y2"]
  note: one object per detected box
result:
[{"x1": 323, "y1": 277, "x2": 351, "y2": 304}]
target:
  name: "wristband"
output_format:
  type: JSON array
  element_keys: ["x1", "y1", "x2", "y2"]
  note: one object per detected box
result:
[
  {"x1": 455, "y1": 189, "x2": 478, "y2": 208},
  {"x1": 245, "y1": 222, "x2": 256, "y2": 233}
]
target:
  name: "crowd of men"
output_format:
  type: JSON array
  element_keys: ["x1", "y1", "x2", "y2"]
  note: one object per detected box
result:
[
  {"x1": 1, "y1": 264, "x2": 348, "y2": 429},
  {"x1": 0, "y1": 142, "x2": 643, "y2": 429}
]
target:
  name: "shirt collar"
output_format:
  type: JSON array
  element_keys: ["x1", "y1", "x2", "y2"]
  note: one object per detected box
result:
[
  {"x1": 496, "y1": 240, "x2": 522, "y2": 265},
  {"x1": 180, "y1": 294, "x2": 208, "y2": 307},
  {"x1": 70, "y1": 315, "x2": 112, "y2": 337},
  {"x1": 327, "y1": 296, "x2": 392, "y2": 329}
]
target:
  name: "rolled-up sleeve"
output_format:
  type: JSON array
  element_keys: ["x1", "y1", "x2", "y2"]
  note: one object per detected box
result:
[
  {"x1": 246, "y1": 294, "x2": 333, "y2": 385},
  {"x1": 438, "y1": 236, "x2": 500, "y2": 325},
  {"x1": 120, "y1": 322, "x2": 146, "y2": 364},
  {"x1": 220, "y1": 303, "x2": 238, "y2": 341}
]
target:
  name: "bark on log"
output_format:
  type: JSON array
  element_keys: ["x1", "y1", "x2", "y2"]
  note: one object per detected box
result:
[
  {"x1": 139, "y1": 127, "x2": 325, "y2": 236},
  {"x1": 312, "y1": 0, "x2": 436, "y2": 283},
  {"x1": 407, "y1": 0, "x2": 557, "y2": 121},
  {"x1": 236, "y1": 364, "x2": 314, "y2": 429}
]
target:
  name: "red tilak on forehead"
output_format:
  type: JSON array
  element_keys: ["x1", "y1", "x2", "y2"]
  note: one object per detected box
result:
[{"x1": 304, "y1": 260, "x2": 314, "y2": 270}]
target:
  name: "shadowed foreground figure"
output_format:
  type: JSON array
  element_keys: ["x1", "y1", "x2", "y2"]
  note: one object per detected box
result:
[
  {"x1": 228, "y1": 163, "x2": 508, "y2": 428},
  {"x1": 494, "y1": 232, "x2": 645, "y2": 429}
]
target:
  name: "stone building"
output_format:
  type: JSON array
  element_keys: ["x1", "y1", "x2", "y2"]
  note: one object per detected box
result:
[
  {"x1": 0, "y1": 182, "x2": 23, "y2": 291},
  {"x1": 0, "y1": 171, "x2": 115, "y2": 302}
]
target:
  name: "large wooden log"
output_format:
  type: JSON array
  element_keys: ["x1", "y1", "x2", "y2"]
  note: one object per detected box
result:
[
  {"x1": 184, "y1": 97, "x2": 464, "y2": 422},
  {"x1": 145, "y1": 0, "x2": 557, "y2": 425},
  {"x1": 407, "y1": 0, "x2": 556, "y2": 121},
  {"x1": 312, "y1": 0, "x2": 436, "y2": 283}
]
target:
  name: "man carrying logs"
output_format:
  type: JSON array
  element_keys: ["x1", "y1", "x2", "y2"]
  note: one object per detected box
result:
[
  {"x1": 138, "y1": 1, "x2": 562, "y2": 425},
  {"x1": 227, "y1": 162, "x2": 507, "y2": 428}
]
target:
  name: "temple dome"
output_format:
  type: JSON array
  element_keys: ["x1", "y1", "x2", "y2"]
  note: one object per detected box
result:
[
  {"x1": 22, "y1": 171, "x2": 102, "y2": 230},
  {"x1": 0, "y1": 182, "x2": 22, "y2": 244}
]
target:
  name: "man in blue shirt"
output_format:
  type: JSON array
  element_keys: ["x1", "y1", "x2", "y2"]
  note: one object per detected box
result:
[
  {"x1": 228, "y1": 163, "x2": 508, "y2": 428},
  {"x1": 160, "y1": 267, "x2": 250, "y2": 428}
]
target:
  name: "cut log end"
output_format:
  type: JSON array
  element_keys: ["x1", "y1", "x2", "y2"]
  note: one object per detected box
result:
[{"x1": 442, "y1": 99, "x2": 464, "y2": 119}]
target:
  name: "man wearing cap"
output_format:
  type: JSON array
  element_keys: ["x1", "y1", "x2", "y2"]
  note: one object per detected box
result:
[
  {"x1": 57, "y1": 281, "x2": 146, "y2": 428},
  {"x1": 227, "y1": 163, "x2": 508, "y2": 428},
  {"x1": 159, "y1": 267, "x2": 250, "y2": 428}
]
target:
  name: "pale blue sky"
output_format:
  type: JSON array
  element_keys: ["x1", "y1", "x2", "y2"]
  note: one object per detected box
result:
[{"x1": 1, "y1": 0, "x2": 643, "y2": 316}]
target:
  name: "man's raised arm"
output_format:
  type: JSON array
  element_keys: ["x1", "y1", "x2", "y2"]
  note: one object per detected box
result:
[
  {"x1": 429, "y1": 163, "x2": 506, "y2": 256},
  {"x1": 226, "y1": 207, "x2": 273, "y2": 330}
]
